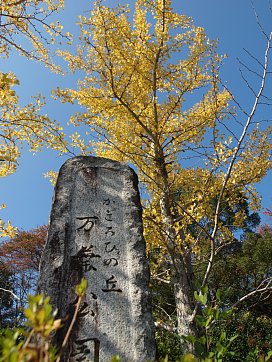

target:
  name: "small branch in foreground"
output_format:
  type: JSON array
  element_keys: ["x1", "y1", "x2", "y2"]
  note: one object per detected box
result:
[
  {"x1": 55, "y1": 296, "x2": 82, "y2": 362},
  {"x1": 56, "y1": 279, "x2": 88, "y2": 362}
]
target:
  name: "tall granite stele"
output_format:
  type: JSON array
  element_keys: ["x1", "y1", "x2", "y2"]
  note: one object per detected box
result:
[{"x1": 38, "y1": 156, "x2": 156, "y2": 362}]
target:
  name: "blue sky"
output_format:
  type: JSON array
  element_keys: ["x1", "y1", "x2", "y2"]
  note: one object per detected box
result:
[{"x1": 1, "y1": 0, "x2": 271, "y2": 230}]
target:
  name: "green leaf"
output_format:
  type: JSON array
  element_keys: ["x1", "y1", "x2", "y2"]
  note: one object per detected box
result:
[
  {"x1": 228, "y1": 334, "x2": 238, "y2": 343},
  {"x1": 194, "y1": 291, "x2": 207, "y2": 305},
  {"x1": 75, "y1": 278, "x2": 88, "y2": 296},
  {"x1": 201, "y1": 293, "x2": 207, "y2": 306},
  {"x1": 111, "y1": 356, "x2": 121, "y2": 362},
  {"x1": 214, "y1": 308, "x2": 220, "y2": 320},
  {"x1": 219, "y1": 331, "x2": 226, "y2": 342},
  {"x1": 202, "y1": 285, "x2": 209, "y2": 295},
  {"x1": 182, "y1": 354, "x2": 198, "y2": 362},
  {"x1": 215, "y1": 342, "x2": 225, "y2": 357},
  {"x1": 198, "y1": 335, "x2": 206, "y2": 345},
  {"x1": 183, "y1": 334, "x2": 196, "y2": 344},
  {"x1": 195, "y1": 315, "x2": 206, "y2": 327},
  {"x1": 265, "y1": 350, "x2": 272, "y2": 361},
  {"x1": 220, "y1": 309, "x2": 232, "y2": 319},
  {"x1": 194, "y1": 290, "x2": 201, "y2": 302},
  {"x1": 194, "y1": 340, "x2": 206, "y2": 357},
  {"x1": 204, "y1": 315, "x2": 213, "y2": 328},
  {"x1": 216, "y1": 289, "x2": 221, "y2": 301},
  {"x1": 204, "y1": 306, "x2": 212, "y2": 317}
]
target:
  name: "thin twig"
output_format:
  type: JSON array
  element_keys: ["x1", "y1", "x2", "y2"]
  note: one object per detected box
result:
[
  {"x1": 0, "y1": 287, "x2": 20, "y2": 300},
  {"x1": 232, "y1": 278, "x2": 272, "y2": 308},
  {"x1": 56, "y1": 295, "x2": 83, "y2": 362}
]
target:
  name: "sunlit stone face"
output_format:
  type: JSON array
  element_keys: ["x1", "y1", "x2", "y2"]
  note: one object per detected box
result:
[{"x1": 38, "y1": 156, "x2": 156, "y2": 362}]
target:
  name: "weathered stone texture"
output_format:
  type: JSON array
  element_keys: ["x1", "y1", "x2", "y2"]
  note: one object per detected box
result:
[{"x1": 38, "y1": 156, "x2": 156, "y2": 362}]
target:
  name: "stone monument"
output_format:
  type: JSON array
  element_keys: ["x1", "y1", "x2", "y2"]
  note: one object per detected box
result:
[{"x1": 38, "y1": 156, "x2": 156, "y2": 362}]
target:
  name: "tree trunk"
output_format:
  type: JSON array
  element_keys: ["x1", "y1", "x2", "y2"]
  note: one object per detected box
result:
[
  {"x1": 155, "y1": 146, "x2": 197, "y2": 351},
  {"x1": 173, "y1": 259, "x2": 197, "y2": 345},
  {"x1": 159, "y1": 193, "x2": 196, "y2": 351}
]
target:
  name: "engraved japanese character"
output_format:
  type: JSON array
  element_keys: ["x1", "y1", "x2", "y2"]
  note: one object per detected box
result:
[
  {"x1": 104, "y1": 242, "x2": 120, "y2": 254},
  {"x1": 105, "y1": 210, "x2": 113, "y2": 222},
  {"x1": 81, "y1": 259, "x2": 97, "y2": 272},
  {"x1": 105, "y1": 226, "x2": 115, "y2": 236},
  {"x1": 72, "y1": 338, "x2": 100, "y2": 362},
  {"x1": 103, "y1": 199, "x2": 115, "y2": 205},
  {"x1": 72, "y1": 339, "x2": 91, "y2": 361},
  {"x1": 103, "y1": 258, "x2": 118, "y2": 266},
  {"x1": 70, "y1": 299, "x2": 95, "y2": 318},
  {"x1": 78, "y1": 245, "x2": 101, "y2": 260},
  {"x1": 102, "y1": 275, "x2": 122, "y2": 293},
  {"x1": 76, "y1": 216, "x2": 98, "y2": 231},
  {"x1": 75, "y1": 355, "x2": 87, "y2": 362},
  {"x1": 71, "y1": 245, "x2": 101, "y2": 272},
  {"x1": 78, "y1": 302, "x2": 95, "y2": 318},
  {"x1": 78, "y1": 302, "x2": 89, "y2": 318}
]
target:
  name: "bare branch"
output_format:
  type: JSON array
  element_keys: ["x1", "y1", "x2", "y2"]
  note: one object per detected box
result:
[
  {"x1": 151, "y1": 275, "x2": 171, "y2": 284},
  {"x1": 154, "y1": 321, "x2": 177, "y2": 333},
  {"x1": 251, "y1": 0, "x2": 270, "y2": 40},
  {"x1": 243, "y1": 48, "x2": 265, "y2": 69},
  {"x1": 239, "y1": 67, "x2": 258, "y2": 97},
  {"x1": 199, "y1": 30, "x2": 272, "y2": 303},
  {"x1": 237, "y1": 57, "x2": 263, "y2": 78},
  {"x1": 221, "y1": 82, "x2": 249, "y2": 118},
  {"x1": 232, "y1": 277, "x2": 272, "y2": 308},
  {"x1": 0, "y1": 287, "x2": 20, "y2": 300}
]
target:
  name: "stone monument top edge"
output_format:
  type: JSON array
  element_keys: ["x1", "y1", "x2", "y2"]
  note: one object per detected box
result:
[{"x1": 59, "y1": 155, "x2": 137, "y2": 176}]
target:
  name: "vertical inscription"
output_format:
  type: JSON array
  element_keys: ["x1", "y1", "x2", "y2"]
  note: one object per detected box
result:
[{"x1": 71, "y1": 196, "x2": 123, "y2": 361}]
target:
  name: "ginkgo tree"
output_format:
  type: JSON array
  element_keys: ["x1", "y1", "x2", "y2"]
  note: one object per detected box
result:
[
  {"x1": 0, "y1": 0, "x2": 70, "y2": 237},
  {"x1": 1, "y1": 0, "x2": 70, "y2": 69},
  {"x1": 56, "y1": 0, "x2": 272, "y2": 344}
]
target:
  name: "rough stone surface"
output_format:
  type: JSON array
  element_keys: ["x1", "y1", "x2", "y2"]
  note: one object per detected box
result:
[{"x1": 38, "y1": 156, "x2": 156, "y2": 362}]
